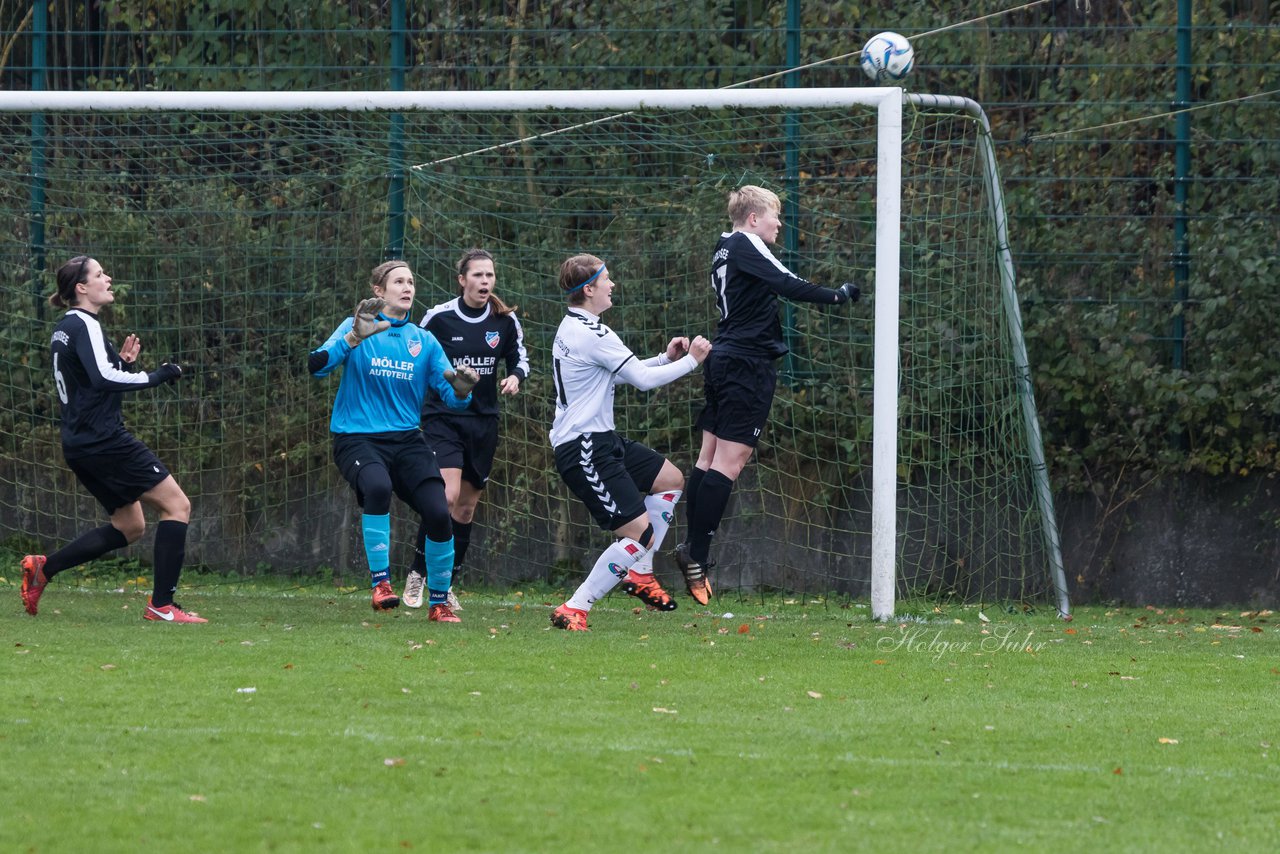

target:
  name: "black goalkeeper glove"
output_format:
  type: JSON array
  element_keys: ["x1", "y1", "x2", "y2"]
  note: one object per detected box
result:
[
  {"x1": 836, "y1": 282, "x2": 861, "y2": 304},
  {"x1": 148, "y1": 363, "x2": 182, "y2": 385}
]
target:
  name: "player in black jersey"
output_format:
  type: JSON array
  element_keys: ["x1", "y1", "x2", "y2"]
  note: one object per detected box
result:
[
  {"x1": 402, "y1": 249, "x2": 530, "y2": 609},
  {"x1": 676, "y1": 186, "x2": 862, "y2": 604},
  {"x1": 20, "y1": 256, "x2": 205, "y2": 623}
]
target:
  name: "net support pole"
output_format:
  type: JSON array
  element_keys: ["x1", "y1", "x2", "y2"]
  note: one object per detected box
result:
[
  {"x1": 870, "y1": 90, "x2": 903, "y2": 622},
  {"x1": 909, "y1": 94, "x2": 1071, "y2": 619},
  {"x1": 972, "y1": 106, "x2": 1070, "y2": 620}
]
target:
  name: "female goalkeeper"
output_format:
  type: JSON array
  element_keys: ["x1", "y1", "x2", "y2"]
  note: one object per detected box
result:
[{"x1": 309, "y1": 260, "x2": 478, "y2": 621}]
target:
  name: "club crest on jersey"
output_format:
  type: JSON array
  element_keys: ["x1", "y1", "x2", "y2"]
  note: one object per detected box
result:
[
  {"x1": 407, "y1": 339, "x2": 422, "y2": 357},
  {"x1": 485, "y1": 331, "x2": 501, "y2": 349}
]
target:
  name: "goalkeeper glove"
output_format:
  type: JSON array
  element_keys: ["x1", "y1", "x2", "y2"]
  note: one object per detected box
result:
[
  {"x1": 148, "y1": 363, "x2": 182, "y2": 384},
  {"x1": 349, "y1": 297, "x2": 390, "y2": 343},
  {"x1": 445, "y1": 365, "x2": 479, "y2": 398},
  {"x1": 836, "y1": 282, "x2": 861, "y2": 304}
]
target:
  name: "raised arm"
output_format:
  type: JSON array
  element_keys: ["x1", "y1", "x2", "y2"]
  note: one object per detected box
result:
[{"x1": 615, "y1": 335, "x2": 710, "y2": 391}]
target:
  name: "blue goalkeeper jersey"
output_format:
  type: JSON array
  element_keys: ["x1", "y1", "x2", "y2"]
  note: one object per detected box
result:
[{"x1": 309, "y1": 314, "x2": 470, "y2": 434}]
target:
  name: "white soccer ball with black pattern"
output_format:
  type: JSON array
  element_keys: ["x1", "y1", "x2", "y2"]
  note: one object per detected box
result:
[{"x1": 860, "y1": 31, "x2": 914, "y2": 85}]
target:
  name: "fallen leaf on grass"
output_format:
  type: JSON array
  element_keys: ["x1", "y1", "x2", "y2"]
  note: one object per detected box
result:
[
  {"x1": 807, "y1": 691, "x2": 823, "y2": 699},
  {"x1": 652, "y1": 707, "x2": 678, "y2": 714},
  {"x1": 100, "y1": 664, "x2": 116, "y2": 671},
  {"x1": 384, "y1": 757, "x2": 406, "y2": 767},
  {"x1": 738, "y1": 624, "x2": 750, "y2": 634},
  {"x1": 189, "y1": 794, "x2": 207, "y2": 802},
  {"x1": 1158, "y1": 737, "x2": 1179, "y2": 745}
]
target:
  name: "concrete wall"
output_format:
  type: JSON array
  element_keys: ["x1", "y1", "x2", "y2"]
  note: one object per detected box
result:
[{"x1": 1059, "y1": 474, "x2": 1280, "y2": 608}]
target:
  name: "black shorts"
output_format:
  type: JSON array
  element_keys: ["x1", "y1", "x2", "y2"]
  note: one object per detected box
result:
[
  {"x1": 422, "y1": 413, "x2": 498, "y2": 489},
  {"x1": 554, "y1": 432, "x2": 665, "y2": 532},
  {"x1": 332, "y1": 431, "x2": 442, "y2": 508},
  {"x1": 65, "y1": 437, "x2": 170, "y2": 514},
  {"x1": 694, "y1": 350, "x2": 778, "y2": 447}
]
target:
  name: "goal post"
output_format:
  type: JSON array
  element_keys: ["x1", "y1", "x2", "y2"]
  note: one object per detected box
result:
[{"x1": 0, "y1": 87, "x2": 1068, "y2": 619}]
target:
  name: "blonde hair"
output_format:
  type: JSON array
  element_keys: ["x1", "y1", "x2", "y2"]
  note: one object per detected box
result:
[
  {"x1": 558, "y1": 253, "x2": 605, "y2": 307},
  {"x1": 727, "y1": 185, "x2": 780, "y2": 227}
]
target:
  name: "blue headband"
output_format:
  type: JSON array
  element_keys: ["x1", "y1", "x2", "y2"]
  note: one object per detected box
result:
[{"x1": 567, "y1": 264, "x2": 606, "y2": 294}]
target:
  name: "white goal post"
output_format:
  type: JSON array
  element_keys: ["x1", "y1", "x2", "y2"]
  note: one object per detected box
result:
[{"x1": 0, "y1": 87, "x2": 1069, "y2": 620}]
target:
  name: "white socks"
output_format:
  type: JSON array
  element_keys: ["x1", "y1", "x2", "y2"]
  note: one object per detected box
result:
[
  {"x1": 567, "y1": 536, "x2": 648, "y2": 611},
  {"x1": 626, "y1": 489, "x2": 682, "y2": 577}
]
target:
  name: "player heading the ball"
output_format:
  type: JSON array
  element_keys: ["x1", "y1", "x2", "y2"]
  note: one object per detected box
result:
[{"x1": 676, "y1": 185, "x2": 863, "y2": 604}]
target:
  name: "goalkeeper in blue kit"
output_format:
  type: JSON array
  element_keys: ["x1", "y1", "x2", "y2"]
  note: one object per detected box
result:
[
  {"x1": 309, "y1": 260, "x2": 478, "y2": 620},
  {"x1": 675, "y1": 185, "x2": 862, "y2": 604}
]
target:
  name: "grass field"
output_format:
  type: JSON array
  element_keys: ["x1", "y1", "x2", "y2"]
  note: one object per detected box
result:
[{"x1": 2, "y1": 572, "x2": 1277, "y2": 853}]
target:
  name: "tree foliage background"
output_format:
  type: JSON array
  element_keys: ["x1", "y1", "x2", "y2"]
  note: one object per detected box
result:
[{"x1": 1, "y1": 0, "x2": 1276, "y2": 528}]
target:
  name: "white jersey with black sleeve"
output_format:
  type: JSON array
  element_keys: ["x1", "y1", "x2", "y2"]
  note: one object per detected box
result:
[{"x1": 549, "y1": 307, "x2": 698, "y2": 448}]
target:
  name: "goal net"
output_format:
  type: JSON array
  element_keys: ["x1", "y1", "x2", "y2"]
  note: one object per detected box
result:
[{"x1": 0, "y1": 89, "x2": 1067, "y2": 618}]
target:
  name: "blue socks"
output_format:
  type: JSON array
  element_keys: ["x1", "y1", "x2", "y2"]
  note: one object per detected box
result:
[
  {"x1": 361, "y1": 513, "x2": 391, "y2": 586},
  {"x1": 422, "y1": 535, "x2": 455, "y2": 604}
]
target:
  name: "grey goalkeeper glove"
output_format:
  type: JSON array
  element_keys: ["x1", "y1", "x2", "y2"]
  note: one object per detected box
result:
[
  {"x1": 835, "y1": 282, "x2": 861, "y2": 304},
  {"x1": 349, "y1": 297, "x2": 390, "y2": 342},
  {"x1": 444, "y1": 365, "x2": 479, "y2": 398}
]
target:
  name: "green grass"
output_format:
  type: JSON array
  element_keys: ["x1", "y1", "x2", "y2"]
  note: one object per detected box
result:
[{"x1": 2, "y1": 575, "x2": 1278, "y2": 853}]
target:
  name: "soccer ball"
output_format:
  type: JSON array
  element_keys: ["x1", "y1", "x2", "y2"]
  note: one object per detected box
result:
[{"x1": 860, "y1": 31, "x2": 914, "y2": 85}]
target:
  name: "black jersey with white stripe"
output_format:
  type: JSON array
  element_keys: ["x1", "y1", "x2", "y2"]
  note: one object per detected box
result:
[
  {"x1": 709, "y1": 230, "x2": 845, "y2": 359},
  {"x1": 420, "y1": 297, "x2": 529, "y2": 418},
  {"x1": 50, "y1": 308, "x2": 171, "y2": 457}
]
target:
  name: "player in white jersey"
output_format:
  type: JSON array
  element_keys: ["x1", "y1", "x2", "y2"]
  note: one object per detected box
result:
[{"x1": 548, "y1": 254, "x2": 711, "y2": 631}]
